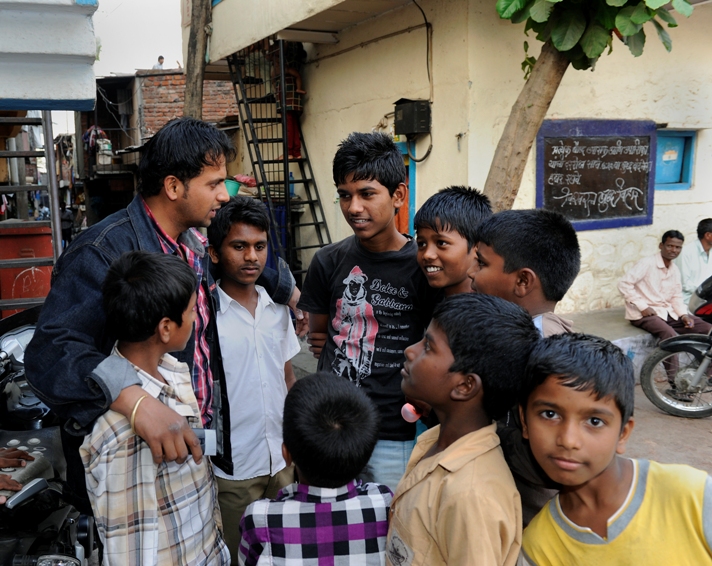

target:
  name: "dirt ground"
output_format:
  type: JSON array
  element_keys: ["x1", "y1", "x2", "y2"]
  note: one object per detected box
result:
[{"x1": 626, "y1": 384, "x2": 712, "y2": 473}]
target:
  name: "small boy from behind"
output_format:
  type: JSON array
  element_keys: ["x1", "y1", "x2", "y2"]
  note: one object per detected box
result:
[
  {"x1": 468, "y1": 209, "x2": 580, "y2": 336},
  {"x1": 518, "y1": 333, "x2": 712, "y2": 565},
  {"x1": 414, "y1": 185, "x2": 492, "y2": 297},
  {"x1": 237, "y1": 372, "x2": 393, "y2": 566},
  {"x1": 81, "y1": 251, "x2": 229, "y2": 565},
  {"x1": 386, "y1": 293, "x2": 540, "y2": 566},
  {"x1": 207, "y1": 196, "x2": 301, "y2": 561}
]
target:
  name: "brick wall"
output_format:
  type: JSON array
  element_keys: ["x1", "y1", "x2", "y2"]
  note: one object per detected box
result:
[{"x1": 136, "y1": 70, "x2": 238, "y2": 137}]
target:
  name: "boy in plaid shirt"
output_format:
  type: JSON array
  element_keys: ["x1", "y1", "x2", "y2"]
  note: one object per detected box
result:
[{"x1": 237, "y1": 372, "x2": 392, "y2": 566}]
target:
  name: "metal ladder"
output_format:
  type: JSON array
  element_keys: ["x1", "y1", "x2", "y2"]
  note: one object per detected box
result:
[
  {"x1": 0, "y1": 112, "x2": 62, "y2": 314},
  {"x1": 226, "y1": 40, "x2": 331, "y2": 282}
]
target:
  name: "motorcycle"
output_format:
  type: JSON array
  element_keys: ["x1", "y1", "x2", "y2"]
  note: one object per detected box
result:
[
  {"x1": 0, "y1": 306, "x2": 94, "y2": 565},
  {"x1": 640, "y1": 274, "x2": 712, "y2": 418}
]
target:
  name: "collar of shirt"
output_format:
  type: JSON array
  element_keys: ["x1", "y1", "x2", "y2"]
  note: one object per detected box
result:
[
  {"x1": 693, "y1": 238, "x2": 710, "y2": 260},
  {"x1": 395, "y1": 423, "x2": 500, "y2": 498},
  {"x1": 276, "y1": 480, "x2": 361, "y2": 503},
  {"x1": 141, "y1": 197, "x2": 207, "y2": 258},
  {"x1": 110, "y1": 344, "x2": 197, "y2": 419},
  {"x1": 215, "y1": 282, "x2": 275, "y2": 316}
]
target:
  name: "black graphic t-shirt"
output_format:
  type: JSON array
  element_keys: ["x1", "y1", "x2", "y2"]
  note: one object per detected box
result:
[{"x1": 298, "y1": 235, "x2": 437, "y2": 440}]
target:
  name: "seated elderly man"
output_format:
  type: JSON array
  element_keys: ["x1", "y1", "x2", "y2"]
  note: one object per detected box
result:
[{"x1": 618, "y1": 230, "x2": 711, "y2": 342}]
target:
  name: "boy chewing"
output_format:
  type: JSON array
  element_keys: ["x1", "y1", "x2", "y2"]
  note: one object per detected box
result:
[
  {"x1": 518, "y1": 333, "x2": 712, "y2": 565},
  {"x1": 386, "y1": 293, "x2": 540, "y2": 566}
]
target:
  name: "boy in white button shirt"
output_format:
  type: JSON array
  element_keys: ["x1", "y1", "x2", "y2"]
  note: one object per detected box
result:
[{"x1": 207, "y1": 197, "x2": 300, "y2": 562}]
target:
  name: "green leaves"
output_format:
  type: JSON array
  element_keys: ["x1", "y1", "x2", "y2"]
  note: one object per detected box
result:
[
  {"x1": 499, "y1": 0, "x2": 695, "y2": 77},
  {"x1": 652, "y1": 18, "x2": 672, "y2": 51},
  {"x1": 530, "y1": 0, "x2": 555, "y2": 22},
  {"x1": 615, "y1": 6, "x2": 643, "y2": 36},
  {"x1": 580, "y1": 23, "x2": 610, "y2": 58},
  {"x1": 656, "y1": 7, "x2": 678, "y2": 27},
  {"x1": 671, "y1": 0, "x2": 693, "y2": 17},
  {"x1": 625, "y1": 28, "x2": 646, "y2": 56},
  {"x1": 497, "y1": 0, "x2": 527, "y2": 19},
  {"x1": 551, "y1": 9, "x2": 586, "y2": 50},
  {"x1": 631, "y1": 2, "x2": 653, "y2": 24}
]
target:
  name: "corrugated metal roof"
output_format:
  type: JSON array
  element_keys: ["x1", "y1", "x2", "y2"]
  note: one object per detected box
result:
[{"x1": 0, "y1": 0, "x2": 98, "y2": 111}]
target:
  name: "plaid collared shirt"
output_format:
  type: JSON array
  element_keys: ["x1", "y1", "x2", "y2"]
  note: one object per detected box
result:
[
  {"x1": 80, "y1": 347, "x2": 230, "y2": 565},
  {"x1": 143, "y1": 200, "x2": 214, "y2": 427},
  {"x1": 237, "y1": 480, "x2": 393, "y2": 566}
]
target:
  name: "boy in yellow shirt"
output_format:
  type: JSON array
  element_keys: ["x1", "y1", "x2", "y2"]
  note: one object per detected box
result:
[
  {"x1": 386, "y1": 293, "x2": 540, "y2": 566},
  {"x1": 519, "y1": 333, "x2": 712, "y2": 565}
]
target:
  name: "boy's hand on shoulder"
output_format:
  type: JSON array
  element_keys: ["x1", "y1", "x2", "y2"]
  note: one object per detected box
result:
[
  {"x1": 288, "y1": 287, "x2": 309, "y2": 337},
  {"x1": 112, "y1": 385, "x2": 203, "y2": 465},
  {"x1": 133, "y1": 396, "x2": 203, "y2": 465}
]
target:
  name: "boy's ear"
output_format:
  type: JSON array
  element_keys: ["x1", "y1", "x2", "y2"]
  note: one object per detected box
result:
[
  {"x1": 281, "y1": 443, "x2": 293, "y2": 467},
  {"x1": 615, "y1": 417, "x2": 635, "y2": 455},
  {"x1": 519, "y1": 404, "x2": 529, "y2": 440},
  {"x1": 391, "y1": 183, "x2": 407, "y2": 210},
  {"x1": 156, "y1": 316, "x2": 174, "y2": 344},
  {"x1": 513, "y1": 268, "x2": 539, "y2": 299},
  {"x1": 450, "y1": 372, "x2": 482, "y2": 403},
  {"x1": 207, "y1": 245, "x2": 220, "y2": 265}
]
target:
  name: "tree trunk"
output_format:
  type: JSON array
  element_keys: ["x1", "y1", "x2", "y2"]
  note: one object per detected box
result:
[
  {"x1": 483, "y1": 40, "x2": 570, "y2": 211},
  {"x1": 183, "y1": 0, "x2": 211, "y2": 119}
]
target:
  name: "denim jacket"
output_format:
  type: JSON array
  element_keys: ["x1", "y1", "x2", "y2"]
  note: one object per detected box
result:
[{"x1": 25, "y1": 194, "x2": 294, "y2": 474}]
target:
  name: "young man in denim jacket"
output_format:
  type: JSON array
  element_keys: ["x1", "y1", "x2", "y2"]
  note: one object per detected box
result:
[{"x1": 25, "y1": 118, "x2": 300, "y2": 511}]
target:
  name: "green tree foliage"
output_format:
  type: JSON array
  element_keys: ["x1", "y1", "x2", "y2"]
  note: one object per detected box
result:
[{"x1": 496, "y1": 0, "x2": 693, "y2": 72}]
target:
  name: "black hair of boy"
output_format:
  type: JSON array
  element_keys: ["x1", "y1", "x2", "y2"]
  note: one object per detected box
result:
[
  {"x1": 138, "y1": 117, "x2": 237, "y2": 197},
  {"x1": 432, "y1": 293, "x2": 540, "y2": 421},
  {"x1": 282, "y1": 372, "x2": 380, "y2": 488},
  {"x1": 661, "y1": 229, "x2": 684, "y2": 244},
  {"x1": 475, "y1": 209, "x2": 581, "y2": 302},
  {"x1": 102, "y1": 251, "x2": 197, "y2": 343},
  {"x1": 332, "y1": 132, "x2": 406, "y2": 195},
  {"x1": 207, "y1": 196, "x2": 270, "y2": 252},
  {"x1": 520, "y1": 333, "x2": 635, "y2": 425},
  {"x1": 413, "y1": 186, "x2": 492, "y2": 250}
]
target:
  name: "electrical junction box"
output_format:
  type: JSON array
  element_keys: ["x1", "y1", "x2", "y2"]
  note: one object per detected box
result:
[{"x1": 394, "y1": 98, "x2": 431, "y2": 136}]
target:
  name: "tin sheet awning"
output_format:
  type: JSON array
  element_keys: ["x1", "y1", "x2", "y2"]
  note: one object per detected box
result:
[
  {"x1": 205, "y1": 0, "x2": 412, "y2": 80},
  {"x1": 0, "y1": 0, "x2": 98, "y2": 111}
]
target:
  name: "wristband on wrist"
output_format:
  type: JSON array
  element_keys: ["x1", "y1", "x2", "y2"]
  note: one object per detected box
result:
[{"x1": 130, "y1": 394, "x2": 149, "y2": 434}]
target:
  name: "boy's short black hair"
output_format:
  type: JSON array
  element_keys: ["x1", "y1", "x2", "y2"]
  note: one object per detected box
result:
[
  {"x1": 332, "y1": 132, "x2": 406, "y2": 195},
  {"x1": 432, "y1": 293, "x2": 539, "y2": 420},
  {"x1": 520, "y1": 333, "x2": 635, "y2": 425},
  {"x1": 207, "y1": 196, "x2": 270, "y2": 252},
  {"x1": 413, "y1": 186, "x2": 492, "y2": 251},
  {"x1": 283, "y1": 372, "x2": 380, "y2": 488},
  {"x1": 138, "y1": 117, "x2": 236, "y2": 197},
  {"x1": 476, "y1": 209, "x2": 581, "y2": 302},
  {"x1": 103, "y1": 251, "x2": 197, "y2": 342},
  {"x1": 697, "y1": 219, "x2": 712, "y2": 240},
  {"x1": 662, "y1": 230, "x2": 684, "y2": 244}
]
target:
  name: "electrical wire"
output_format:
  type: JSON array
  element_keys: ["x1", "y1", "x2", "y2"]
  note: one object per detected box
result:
[
  {"x1": 412, "y1": 0, "x2": 433, "y2": 103},
  {"x1": 96, "y1": 85, "x2": 138, "y2": 145},
  {"x1": 405, "y1": 132, "x2": 433, "y2": 163}
]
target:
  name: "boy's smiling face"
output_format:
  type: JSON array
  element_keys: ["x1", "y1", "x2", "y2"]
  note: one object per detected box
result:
[
  {"x1": 521, "y1": 375, "x2": 634, "y2": 489},
  {"x1": 401, "y1": 321, "x2": 457, "y2": 407},
  {"x1": 416, "y1": 225, "x2": 476, "y2": 295},
  {"x1": 337, "y1": 174, "x2": 406, "y2": 251}
]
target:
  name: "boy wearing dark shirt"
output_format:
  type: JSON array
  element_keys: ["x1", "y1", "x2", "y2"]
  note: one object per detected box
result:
[{"x1": 298, "y1": 132, "x2": 437, "y2": 489}]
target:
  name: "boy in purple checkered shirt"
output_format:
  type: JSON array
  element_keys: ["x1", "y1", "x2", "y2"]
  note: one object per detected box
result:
[{"x1": 237, "y1": 373, "x2": 393, "y2": 566}]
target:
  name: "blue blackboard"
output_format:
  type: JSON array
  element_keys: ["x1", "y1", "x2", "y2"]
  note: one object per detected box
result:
[{"x1": 536, "y1": 119, "x2": 657, "y2": 231}]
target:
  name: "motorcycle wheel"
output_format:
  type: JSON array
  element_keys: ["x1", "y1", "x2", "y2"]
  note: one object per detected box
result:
[{"x1": 640, "y1": 347, "x2": 712, "y2": 418}]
